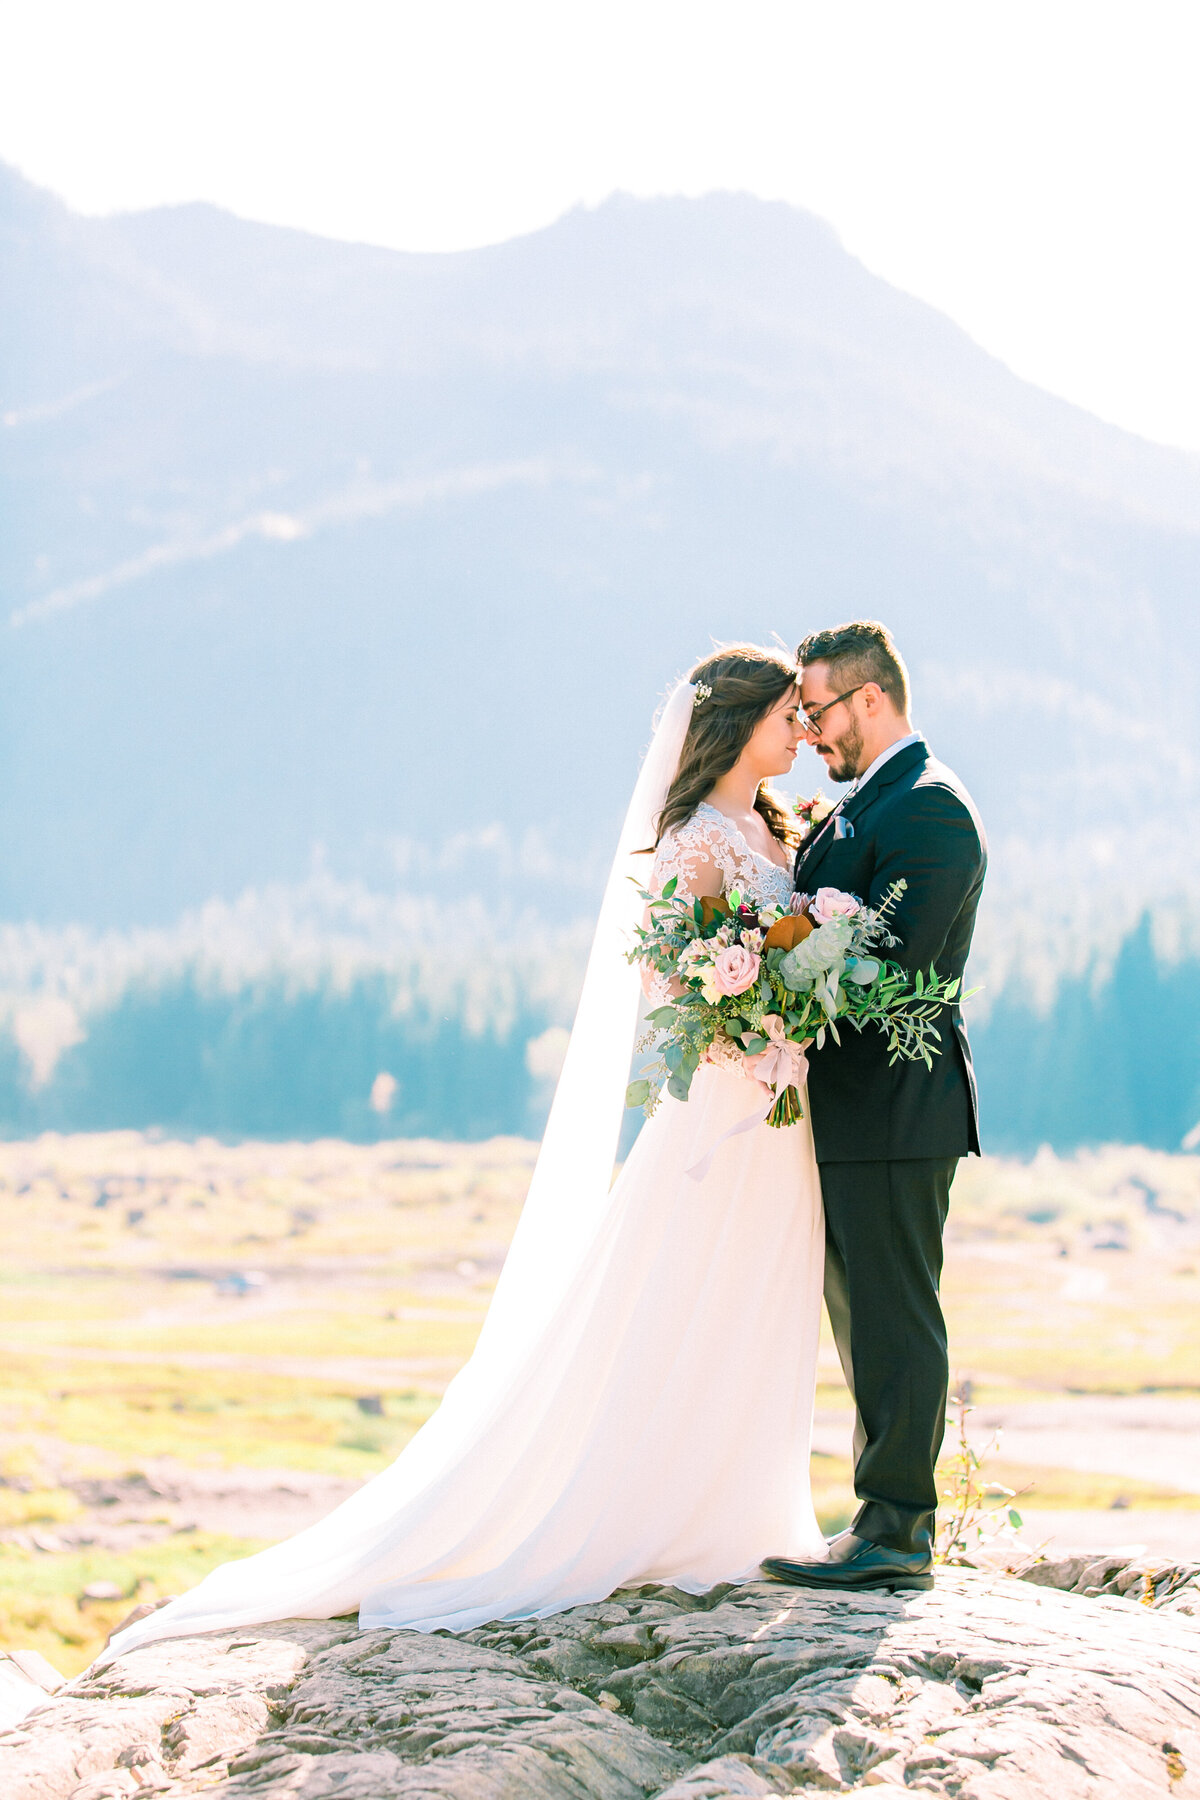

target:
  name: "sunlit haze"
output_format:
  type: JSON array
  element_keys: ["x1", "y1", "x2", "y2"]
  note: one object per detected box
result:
[{"x1": 2, "y1": 0, "x2": 1199, "y2": 451}]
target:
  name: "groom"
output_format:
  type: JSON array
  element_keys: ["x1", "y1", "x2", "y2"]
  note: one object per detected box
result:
[{"x1": 763, "y1": 620, "x2": 986, "y2": 1593}]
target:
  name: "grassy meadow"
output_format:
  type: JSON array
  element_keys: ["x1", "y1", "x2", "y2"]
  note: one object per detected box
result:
[{"x1": 1, "y1": 1133, "x2": 1198, "y2": 1672}]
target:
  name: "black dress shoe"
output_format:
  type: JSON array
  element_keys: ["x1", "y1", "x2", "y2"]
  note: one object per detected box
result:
[{"x1": 761, "y1": 1531, "x2": 934, "y2": 1592}]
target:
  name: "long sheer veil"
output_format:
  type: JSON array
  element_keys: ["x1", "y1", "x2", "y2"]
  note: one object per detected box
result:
[
  {"x1": 101, "y1": 679, "x2": 699, "y2": 1660},
  {"x1": 463, "y1": 677, "x2": 697, "y2": 1390}
]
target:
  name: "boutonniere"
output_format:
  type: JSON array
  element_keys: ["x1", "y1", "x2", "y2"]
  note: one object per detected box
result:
[{"x1": 792, "y1": 791, "x2": 835, "y2": 838}]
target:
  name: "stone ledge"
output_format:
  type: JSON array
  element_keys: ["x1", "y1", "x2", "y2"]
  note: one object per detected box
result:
[
  {"x1": 1017, "y1": 1550, "x2": 1200, "y2": 1611},
  {"x1": 1, "y1": 1566, "x2": 1197, "y2": 1798}
]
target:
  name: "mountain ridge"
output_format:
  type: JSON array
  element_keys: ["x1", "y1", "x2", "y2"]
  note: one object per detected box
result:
[
  {"x1": 4, "y1": 165, "x2": 1200, "y2": 1146},
  {"x1": 9, "y1": 164, "x2": 1200, "y2": 518},
  {"x1": 3, "y1": 161, "x2": 1198, "y2": 931}
]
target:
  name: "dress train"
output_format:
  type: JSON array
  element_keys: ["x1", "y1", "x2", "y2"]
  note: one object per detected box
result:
[{"x1": 107, "y1": 1066, "x2": 824, "y2": 1651}]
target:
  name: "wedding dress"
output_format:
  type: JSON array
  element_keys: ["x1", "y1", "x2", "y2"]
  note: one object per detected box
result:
[{"x1": 106, "y1": 689, "x2": 825, "y2": 1657}]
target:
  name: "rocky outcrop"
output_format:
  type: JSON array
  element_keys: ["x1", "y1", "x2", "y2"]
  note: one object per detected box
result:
[
  {"x1": 1018, "y1": 1549, "x2": 1200, "y2": 1611},
  {"x1": 2, "y1": 1566, "x2": 1198, "y2": 1798}
]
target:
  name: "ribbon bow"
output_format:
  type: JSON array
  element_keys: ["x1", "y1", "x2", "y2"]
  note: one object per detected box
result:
[
  {"x1": 685, "y1": 1020, "x2": 811, "y2": 1183},
  {"x1": 742, "y1": 1013, "x2": 810, "y2": 1101}
]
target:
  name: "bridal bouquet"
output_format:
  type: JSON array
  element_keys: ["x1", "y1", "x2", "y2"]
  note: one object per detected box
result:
[{"x1": 625, "y1": 878, "x2": 964, "y2": 1131}]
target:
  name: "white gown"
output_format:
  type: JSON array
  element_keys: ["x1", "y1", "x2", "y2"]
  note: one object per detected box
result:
[{"x1": 107, "y1": 804, "x2": 825, "y2": 1655}]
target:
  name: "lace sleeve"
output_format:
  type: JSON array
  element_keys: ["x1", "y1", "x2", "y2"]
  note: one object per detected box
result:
[
  {"x1": 649, "y1": 814, "x2": 740, "y2": 902},
  {"x1": 642, "y1": 815, "x2": 742, "y2": 1006},
  {"x1": 642, "y1": 807, "x2": 793, "y2": 1013},
  {"x1": 643, "y1": 966, "x2": 675, "y2": 1007}
]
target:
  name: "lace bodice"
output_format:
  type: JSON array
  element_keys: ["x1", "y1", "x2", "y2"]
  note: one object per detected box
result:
[
  {"x1": 643, "y1": 804, "x2": 795, "y2": 1017},
  {"x1": 650, "y1": 801, "x2": 795, "y2": 912}
]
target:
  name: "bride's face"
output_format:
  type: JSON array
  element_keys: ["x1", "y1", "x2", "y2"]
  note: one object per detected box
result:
[{"x1": 742, "y1": 686, "x2": 805, "y2": 778}]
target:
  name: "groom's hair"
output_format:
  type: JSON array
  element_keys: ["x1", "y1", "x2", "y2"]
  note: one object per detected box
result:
[{"x1": 797, "y1": 619, "x2": 910, "y2": 715}]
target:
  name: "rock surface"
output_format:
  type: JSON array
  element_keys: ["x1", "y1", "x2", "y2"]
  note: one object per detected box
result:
[{"x1": 2, "y1": 1567, "x2": 1198, "y2": 1798}]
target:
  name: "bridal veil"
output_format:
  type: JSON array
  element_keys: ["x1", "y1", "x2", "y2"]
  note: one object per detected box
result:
[{"x1": 103, "y1": 680, "x2": 704, "y2": 1654}]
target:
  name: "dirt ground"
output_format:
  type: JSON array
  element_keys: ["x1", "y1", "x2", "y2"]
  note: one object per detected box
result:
[{"x1": 1, "y1": 1133, "x2": 1198, "y2": 1670}]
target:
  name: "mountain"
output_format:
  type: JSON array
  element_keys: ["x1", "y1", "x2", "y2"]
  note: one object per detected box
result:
[{"x1": 3, "y1": 164, "x2": 1200, "y2": 1148}]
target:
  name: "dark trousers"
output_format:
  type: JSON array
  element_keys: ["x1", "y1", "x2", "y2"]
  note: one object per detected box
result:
[{"x1": 819, "y1": 1157, "x2": 957, "y2": 1555}]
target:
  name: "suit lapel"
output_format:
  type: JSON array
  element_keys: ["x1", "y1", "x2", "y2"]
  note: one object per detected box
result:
[
  {"x1": 793, "y1": 808, "x2": 842, "y2": 889},
  {"x1": 793, "y1": 739, "x2": 928, "y2": 890}
]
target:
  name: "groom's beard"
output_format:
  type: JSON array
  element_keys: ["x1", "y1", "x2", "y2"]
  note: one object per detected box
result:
[{"x1": 819, "y1": 717, "x2": 865, "y2": 786}]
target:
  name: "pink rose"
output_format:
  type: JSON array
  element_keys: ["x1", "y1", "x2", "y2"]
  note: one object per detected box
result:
[
  {"x1": 711, "y1": 943, "x2": 761, "y2": 996},
  {"x1": 809, "y1": 886, "x2": 861, "y2": 925}
]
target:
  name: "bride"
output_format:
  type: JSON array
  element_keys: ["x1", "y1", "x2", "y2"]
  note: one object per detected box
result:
[{"x1": 107, "y1": 644, "x2": 827, "y2": 1656}]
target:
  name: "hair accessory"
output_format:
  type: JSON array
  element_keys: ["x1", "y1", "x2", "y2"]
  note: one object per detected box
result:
[{"x1": 693, "y1": 682, "x2": 713, "y2": 705}]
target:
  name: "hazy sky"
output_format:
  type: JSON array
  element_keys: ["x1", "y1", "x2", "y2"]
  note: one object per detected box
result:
[{"x1": 3, "y1": 0, "x2": 1199, "y2": 451}]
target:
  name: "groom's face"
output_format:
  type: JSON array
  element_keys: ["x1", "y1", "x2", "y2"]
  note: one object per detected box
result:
[{"x1": 799, "y1": 662, "x2": 865, "y2": 784}]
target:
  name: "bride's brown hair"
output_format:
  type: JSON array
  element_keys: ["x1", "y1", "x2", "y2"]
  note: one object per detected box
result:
[{"x1": 653, "y1": 645, "x2": 802, "y2": 849}]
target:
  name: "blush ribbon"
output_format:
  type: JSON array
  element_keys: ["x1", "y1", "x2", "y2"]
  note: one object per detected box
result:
[{"x1": 685, "y1": 1018, "x2": 811, "y2": 1183}]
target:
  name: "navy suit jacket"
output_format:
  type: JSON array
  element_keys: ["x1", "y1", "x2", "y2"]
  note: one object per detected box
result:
[{"x1": 793, "y1": 738, "x2": 987, "y2": 1163}]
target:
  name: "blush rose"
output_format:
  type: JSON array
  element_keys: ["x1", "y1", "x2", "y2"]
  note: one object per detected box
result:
[
  {"x1": 809, "y1": 887, "x2": 861, "y2": 925},
  {"x1": 710, "y1": 943, "x2": 761, "y2": 996}
]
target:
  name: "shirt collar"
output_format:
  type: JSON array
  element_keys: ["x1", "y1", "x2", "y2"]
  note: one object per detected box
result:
[{"x1": 843, "y1": 731, "x2": 923, "y2": 800}]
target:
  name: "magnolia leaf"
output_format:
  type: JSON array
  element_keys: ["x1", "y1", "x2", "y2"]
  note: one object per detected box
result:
[
  {"x1": 698, "y1": 895, "x2": 730, "y2": 928},
  {"x1": 661, "y1": 875, "x2": 678, "y2": 899}
]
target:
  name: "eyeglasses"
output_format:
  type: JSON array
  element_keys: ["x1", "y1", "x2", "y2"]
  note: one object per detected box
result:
[{"x1": 798, "y1": 685, "x2": 865, "y2": 738}]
